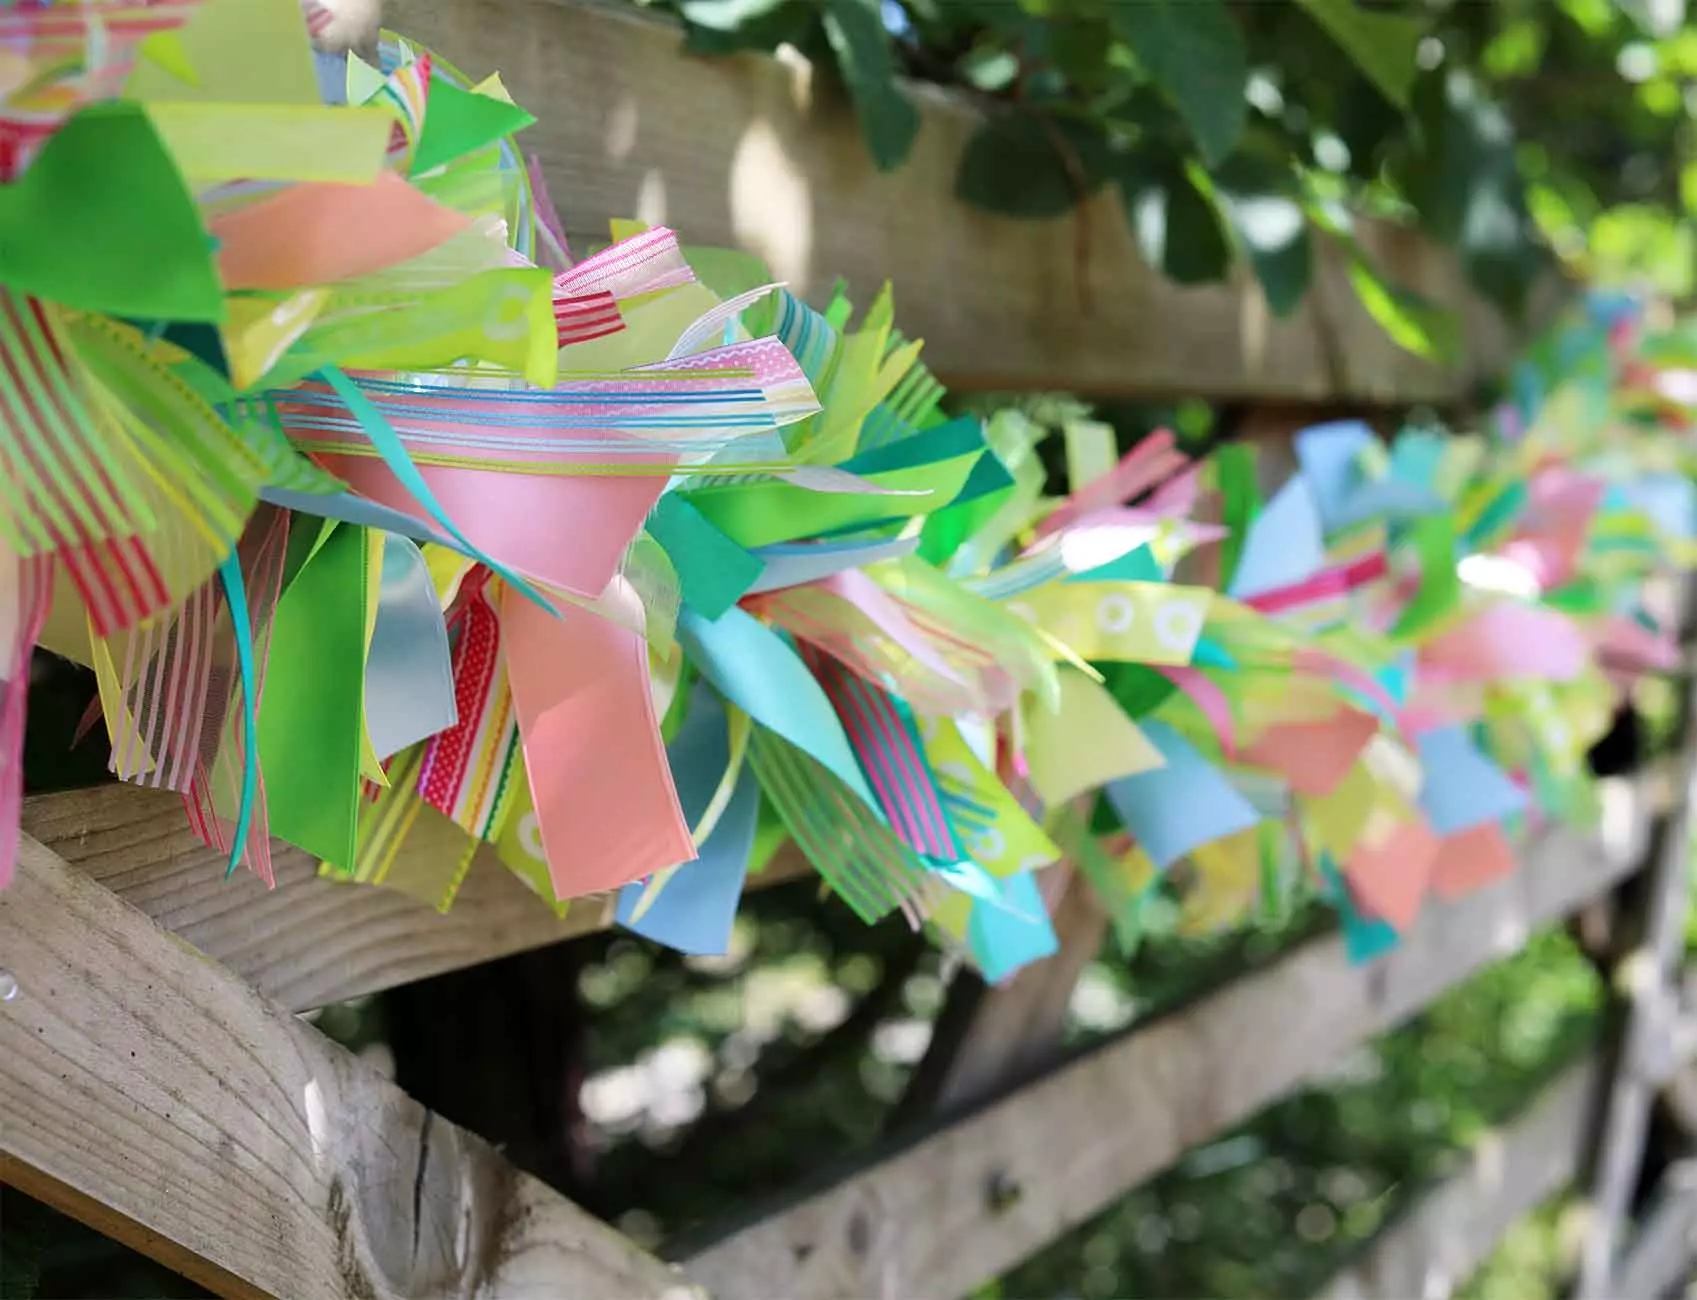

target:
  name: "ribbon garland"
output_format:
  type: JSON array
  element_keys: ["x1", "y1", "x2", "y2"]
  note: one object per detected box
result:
[{"x1": 1, "y1": 0, "x2": 1695, "y2": 981}]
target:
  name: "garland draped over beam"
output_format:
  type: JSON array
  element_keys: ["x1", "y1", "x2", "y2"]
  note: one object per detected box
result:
[{"x1": 4, "y1": 0, "x2": 1697, "y2": 983}]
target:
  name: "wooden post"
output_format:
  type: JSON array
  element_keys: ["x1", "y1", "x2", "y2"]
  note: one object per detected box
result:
[
  {"x1": 0, "y1": 834, "x2": 696, "y2": 1300},
  {"x1": 1575, "y1": 608, "x2": 1697, "y2": 1299}
]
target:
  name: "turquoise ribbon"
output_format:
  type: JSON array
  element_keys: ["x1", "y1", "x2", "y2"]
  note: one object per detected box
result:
[
  {"x1": 317, "y1": 367, "x2": 554, "y2": 612},
  {"x1": 217, "y1": 552, "x2": 259, "y2": 878}
]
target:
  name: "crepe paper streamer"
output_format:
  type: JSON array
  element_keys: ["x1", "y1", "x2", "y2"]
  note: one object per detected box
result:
[
  {"x1": 210, "y1": 173, "x2": 469, "y2": 291},
  {"x1": 1228, "y1": 477, "x2": 1325, "y2": 601},
  {"x1": 647, "y1": 494, "x2": 766, "y2": 619},
  {"x1": 1023, "y1": 668, "x2": 1163, "y2": 807},
  {"x1": 1430, "y1": 821, "x2": 1519, "y2": 898},
  {"x1": 145, "y1": 101, "x2": 393, "y2": 181},
  {"x1": 311, "y1": 368, "x2": 554, "y2": 612},
  {"x1": 1102, "y1": 720, "x2": 1260, "y2": 871},
  {"x1": 257, "y1": 522, "x2": 366, "y2": 870},
  {"x1": 1007, "y1": 582, "x2": 1210, "y2": 667},
  {"x1": 1415, "y1": 725, "x2": 1527, "y2": 836},
  {"x1": 364, "y1": 534, "x2": 457, "y2": 761},
  {"x1": 0, "y1": 103, "x2": 223, "y2": 323},
  {"x1": 745, "y1": 536, "x2": 919, "y2": 595},
  {"x1": 966, "y1": 868, "x2": 1059, "y2": 984},
  {"x1": 677, "y1": 605, "x2": 878, "y2": 808},
  {"x1": 806, "y1": 647, "x2": 964, "y2": 863},
  {"x1": 503, "y1": 584, "x2": 694, "y2": 896}
]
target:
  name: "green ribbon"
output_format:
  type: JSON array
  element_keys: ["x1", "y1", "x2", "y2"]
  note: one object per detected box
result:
[{"x1": 0, "y1": 103, "x2": 223, "y2": 322}]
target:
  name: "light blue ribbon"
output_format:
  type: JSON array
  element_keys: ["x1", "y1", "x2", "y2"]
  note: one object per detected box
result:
[{"x1": 365, "y1": 533, "x2": 458, "y2": 760}]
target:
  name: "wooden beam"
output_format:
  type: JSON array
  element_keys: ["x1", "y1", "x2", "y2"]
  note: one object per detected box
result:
[
  {"x1": 402, "y1": 0, "x2": 1546, "y2": 403},
  {"x1": 1314, "y1": 1057, "x2": 1604, "y2": 1300},
  {"x1": 1612, "y1": 1162, "x2": 1697, "y2": 1300},
  {"x1": 897, "y1": 864, "x2": 1107, "y2": 1122},
  {"x1": 0, "y1": 834, "x2": 696, "y2": 1300},
  {"x1": 20, "y1": 784, "x2": 807, "y2": 1013},
  {"x1": 1577, "y1": 671, "x2": 1697, "y2": 1299},
  {"x1": 681, "y1": 770, "x2": 1663, "y2": 1300}
]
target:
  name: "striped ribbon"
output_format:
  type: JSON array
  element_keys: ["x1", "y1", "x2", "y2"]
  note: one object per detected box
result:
[
  {"x1": 416, "y1": 573, "x2": 522, "y2": 840},
  {"x1": 772, "y1": 289, "x2": 838, "y2": 390},
  {"x1": 278, "y1": 338, "x2": 819, "y2": 466},
  {"x1": 554, "y1": 290, "x2": 623, "y2": 349},
  {"x1": 0, "y1": 551, "x2": 51, "y2": 889},
  {"x1": 371, "y1": 50, "x2": 431, "y2": 172},
  {"x1": 179, "y1": 507, "x2": 291, "y2": 885},
  {"x1": 746, "y1": 724, "x2": 935, "y2": 926},
  {"x1": 802, "y1": 644, "x2": 964, "y2": 863},
  {"x1": 0, "y1": 1, "x2": 202, "y2": 179},
  {"x1": 554, "y1": 225, "x2": 695, "y2": 301}
]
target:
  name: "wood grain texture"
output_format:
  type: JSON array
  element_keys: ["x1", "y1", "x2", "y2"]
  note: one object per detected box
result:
[
  {"x1": 1613, "y1": 1163, "x2": 1697, "y2": 1300},
  {"x1": 905, "y1": 865, "x2": 1108, "y2": 1120},
  {"x1": 20, "y1": 784, "x2": 806, "y2": 1013},
  {"x1": 1577, "y1": 672, "x2": 1697, "y2": 1299},
  {"x1": 0, "y1": 834, "x2": 697, "y2": 1300},
  {"x1": 402, "y1": 0, "x2": 1551, "y2": 402},
  {"x1": 682, "y1": 770, "x2": 1664, "y2": 1300},
  {"x1": 1315, "y1": 1057, "x2": 1603, "y2": 1300}
]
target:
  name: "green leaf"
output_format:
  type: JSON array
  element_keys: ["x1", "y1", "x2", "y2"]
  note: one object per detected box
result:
[
  {"x1": 680, "y1": 0, "x2": 816, "y2": 54},
  {"x1": 1209, "y1": 154, "x2": 1313, "y2": 316},
  {"x1": 1291, "y1": 0, "x2": 1424, "y2": 110},
  {"x1": 819, "y1": 0, "x2": 921, "y2": 170},
  {"x1": 1400, "y1": 70, "x2": 1545, "y2": 316},
  {"x1": 1113, "y1": 153, "x2": 1230, "y2": 284},
  {"x1": 1109, "y1": 0, "x2": 1246, "y2": 165},
  {"x1": 955, "y1": 112, "x2": 1114, "y2": 218},
  {"x1": 1344, "y1": 249, "x2": 1460, "y2": 362}
]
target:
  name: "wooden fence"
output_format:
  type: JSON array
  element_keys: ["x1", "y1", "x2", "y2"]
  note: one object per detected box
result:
[{"x1": 3, "y1": 3, "x2": 1695, "y2": 1297}]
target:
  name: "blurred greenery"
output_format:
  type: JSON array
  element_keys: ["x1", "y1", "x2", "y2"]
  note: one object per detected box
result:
[{"x1": 651, "y1": 0, "x2": 1697, "y2": 346}]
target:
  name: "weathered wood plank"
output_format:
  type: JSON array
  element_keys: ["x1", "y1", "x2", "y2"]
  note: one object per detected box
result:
[
  {"x1": 1577, "y1": 671, "x2": 1697, "y2": 1299},
  {"x1": 20, "y1": 784, "x2": 806, "y2": 1013},
  {"x1": 1315, "y1": 1057, "x2": 1604, "y2": 1300},
  {"x1": 682, "y1": 770, "x2": 1664, "y2": 1299},
  {"x1": 1613, "y1": 1162, "x2": 1697, "y2": 1300},
  {"x1": 403, "y1": 0, "x2": 1545, "y2": 403},
  {"x1": 899, "y1": 864, "x2": 1107, "y2": 1121},
  {"x1": 0, "y1": 834, "x2": 697, "y2": 1300}
]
